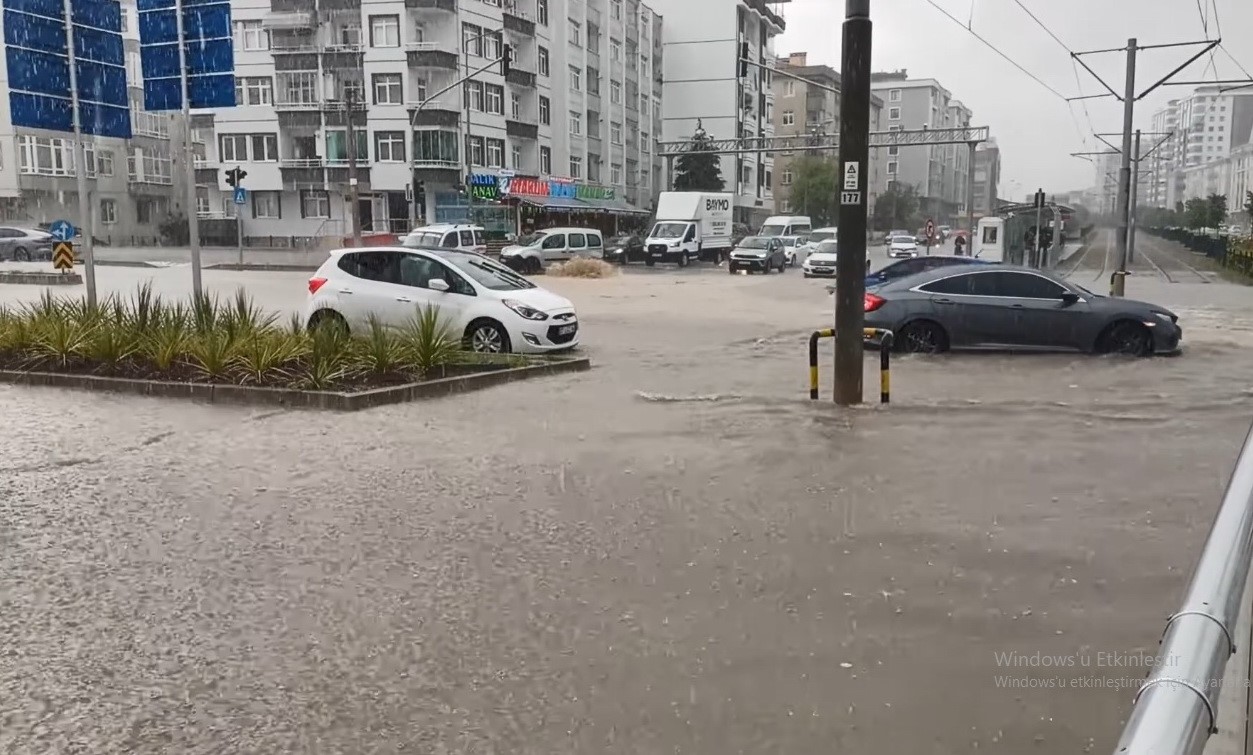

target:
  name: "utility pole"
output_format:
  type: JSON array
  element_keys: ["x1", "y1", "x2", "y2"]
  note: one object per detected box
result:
[
  {"x1": 965, "y1": 141, "x2": 976, "y2": 249},
  {"x1": 464, "y1": 44, "x2": 474, "y2": 225},
  {"x1": 62, "y1": 0, "x2": 96, "y2": 308},
  {"x1": 1128, "y1": 129, "x2": 1141, "y2": 265},
  {"x1": 1110, "y1": 38, "x2": 1136, "y2": 297},
  {"x1": 346, "y1": 90, "x2": 363, "y2": 246},
  {"x1": 173, "y1": 0, "x2": 203, "y2": 298},
  {"x1": 1033, "y1": 188, "x2": 1044, "y2": 268},
  {"x1": 833, "y1": 0, "x2": 871, "y2": 406}
]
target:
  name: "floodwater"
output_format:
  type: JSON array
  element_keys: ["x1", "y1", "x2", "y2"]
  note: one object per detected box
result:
[{"x1": 2, "y1": 233, "x2": 1253, "y2": 753}]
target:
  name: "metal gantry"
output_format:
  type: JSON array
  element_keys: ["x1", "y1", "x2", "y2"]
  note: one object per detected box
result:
[{"x1": 655, "y1": 125, "x2": 991, "y2": 157}]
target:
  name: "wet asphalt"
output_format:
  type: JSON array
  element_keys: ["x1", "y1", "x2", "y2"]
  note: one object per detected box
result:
[{"x1": 3, "y1": 233, "x2": 1253, "y2": 753}]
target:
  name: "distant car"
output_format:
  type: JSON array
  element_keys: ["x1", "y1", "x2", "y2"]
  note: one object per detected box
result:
[
  {"x1": 938, "y1": 225, "x2": 952, "y2": 241},
  {"x1": 885, "y1": 229, "x2": 911, "y2": 246},
  {"x1": 602, "y1": 234, "x2": 645, "y2": 264},
  {"x1": 866, "y1": 255, "x2": 993, "y2": 288},
  {"x1": 728, "y1": 236, "x2": 787, "y2": 274},
  {"x1": 802, "y1": 239, "x2": 840, "y2": 278},
  {"x1": 0, "y1": 227, "x2": 54, "y2": 261},
  {"x1": 779, "y1": 235, "x2": 809, "y2": 267},
  {"x1": 862, "y1": 264, "x2": 1181, "y2": 357},
  {"x1": 888, "y1": 235, "x2": 919, "y2": 259}
]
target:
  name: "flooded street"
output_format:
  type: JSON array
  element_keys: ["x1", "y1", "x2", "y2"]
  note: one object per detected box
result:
[{"x1": 3, "y1": 236, "x2": 1253, "y2": 753}]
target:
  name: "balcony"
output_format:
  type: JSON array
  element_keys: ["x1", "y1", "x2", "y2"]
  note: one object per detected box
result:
[
  {"x1": 262, "y1": 10, "x2": 314, "y2": 29},
  {"x1": 323, "y1": 43, "x2": 365, "y2": 69},
  {"x1": 406, "y1": 43, "x2": 458, "y2": 70},
  {"x1": 270, "y1": 0, "x2": 314, "y2": 12},
  {"x1": 405, "y1": 0, "x2": 455, "y2": 10},
  {"x1": 408, "y1": 100, "x2": 460, "y2": 128},
  {"x1": 280, "y1": 158, "x2": 325, "y2": 184},
  {"x1": 502, "y1": 4, "x2": 536, "y2": 36},
  {"x1": 506, "y1": 68, "x2": 537, "y2": 88},
  {"x1": 506, "y1": 119, "x2": 538, "y2": 140},
  {"x1": 326, "y1": 163, "x2": 371, "y2": 185}
]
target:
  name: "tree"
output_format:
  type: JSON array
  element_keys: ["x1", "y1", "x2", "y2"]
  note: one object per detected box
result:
[
  {"x1": 787, "y1": 156, "x2": 840, "y2": 226},
  {"x1": 1207, "y1": 193, "x2": 1228, "y2": 230},
  {"x1": 672, "y1": 120, "x2": 724, "y2": 192},
  {"x1": 1184, "y1": 197, "x2": 1209, "y2": 229},
  {"x1": 872, "y1": 183, "x2": 921, "y2": 232}
]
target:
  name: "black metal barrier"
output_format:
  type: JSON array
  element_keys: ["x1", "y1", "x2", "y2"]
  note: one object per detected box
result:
[{"x1": 808, "y1": 328, "x2": 894, "y2": 403}]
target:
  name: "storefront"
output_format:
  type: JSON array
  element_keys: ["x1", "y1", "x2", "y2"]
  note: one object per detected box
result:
[{"x1": 459, "y1": 172, "x2": 650, "y2": 236}]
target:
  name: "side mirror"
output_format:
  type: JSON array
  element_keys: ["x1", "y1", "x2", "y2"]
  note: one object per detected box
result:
[
  {"x1": 428, "y1": 278, "x2": 450, "y2": 292},
  {"x1": 1059, "y1": 291, "x2": 1080, "y2": 304}
]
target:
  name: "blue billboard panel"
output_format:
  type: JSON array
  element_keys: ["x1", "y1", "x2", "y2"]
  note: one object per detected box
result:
[
  {"x1": 1, "y1": 0, "x2": 131, "y2": 138},
  {"x1": 137, "y1": 0, "x2": 235, "y2": 111}
]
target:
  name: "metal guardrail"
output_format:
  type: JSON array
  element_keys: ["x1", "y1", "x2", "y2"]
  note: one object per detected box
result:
[
  {"x1": 1112, "y1": 421, "x2": 1253, "y2": 755},
  {"x1": 808, "y1": 328, "x2": 894, "y2": 404}
]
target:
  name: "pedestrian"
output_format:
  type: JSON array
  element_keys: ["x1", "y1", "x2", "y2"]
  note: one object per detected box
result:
[{"x1": 953, "y1": 234, "x2": 965, "y2": 256}]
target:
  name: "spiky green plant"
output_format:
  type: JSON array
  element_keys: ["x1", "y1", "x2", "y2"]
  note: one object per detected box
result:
[
  {"x1": 355, "y1": 317, "x2": 409, "y2": 376},
  {"x1": 234, "y1": 331, "x2": 304, "y2": 385},
  {"x1": 298, "y1": 325, "x2": 354, "y2": 389},
  {"x1": 190, "y1": 292, "x2": 221, "y2": 334},
  {"x1": 29, "y1": 317, "x2": 95, "y2": 368},
  {"x1": 222, "y1": 288, "x2": 277, "y2": 338},
  {"x1": 184, "y1": 331, "x2": 238, "y2": 381},
  {"x1": 144, "y1": 322, "x2": 189, "y2": 372},
  {"x1": 79, "y1": 322, "x2": 143, "y2": 370},
  {"x1": 399, "y1": 304, "x2": 458, "y2": 377}
]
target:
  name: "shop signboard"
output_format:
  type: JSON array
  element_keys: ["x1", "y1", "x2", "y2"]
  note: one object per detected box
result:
[{"x1": 468, "y1": 173, "x2": 616, "y2": 202}]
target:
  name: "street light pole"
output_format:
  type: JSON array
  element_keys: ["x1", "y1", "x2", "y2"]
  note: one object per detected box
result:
[
  {"x1": 173, "y1": 0, "x2": 203, "y2": 299},
  {"x1": 346, "y1": 90, "x2": 362, "y2": 246},
  {"x1": 1111, "y1": 38, "x2": 1137, "y2": 297}
]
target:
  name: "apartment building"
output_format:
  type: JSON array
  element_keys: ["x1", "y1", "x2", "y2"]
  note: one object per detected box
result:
[
  {"x1": 1148, "y1": 86, "x2": 1253, "y2": 209},
  {"x1": 769, "y1": 51, "x2": 883, "y2": 217},
  {"x1": 649, "y1": 0, "x2": 785, "y2": 226},
  {"x1": 869, "y1": 70, "x2": 976, "y2": 225},
  {"x1": 196, "y1": 0, "x2": 661, "y2": 242},
  {"x1": 972, "y1": 139, "x2": 1000, "y2": 218},
  {"x1": 0, "y1": 0, "x2": 193, "y2": 243}
]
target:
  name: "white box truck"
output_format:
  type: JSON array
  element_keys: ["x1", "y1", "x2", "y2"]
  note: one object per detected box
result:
[{"x1": 644, "y1": 192, "x2": 734, "y2": 267}]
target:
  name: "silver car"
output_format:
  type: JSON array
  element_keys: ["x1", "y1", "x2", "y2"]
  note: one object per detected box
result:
[
  {"x1": 0, "y1": 227, "x2": 54, "y2": 261},
  {"x1": 863, "y1": 264, "x2": 1182, "y2": 357}
]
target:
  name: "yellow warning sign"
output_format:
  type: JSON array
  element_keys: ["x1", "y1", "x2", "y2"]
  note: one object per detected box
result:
[{"x1": 53, "y1": 241, "x2": 75, "y2": 271}]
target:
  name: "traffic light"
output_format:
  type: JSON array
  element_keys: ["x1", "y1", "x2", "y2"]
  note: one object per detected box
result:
[
  {"x1": 224, "y1": 167, "x2": 247, "y2": 187},
  {"x1": 501, "y1": 44, "x2": 512, "y2": 76},
  {"x1": 737, "y1": 42, "x2": 749, "y2": 78}
]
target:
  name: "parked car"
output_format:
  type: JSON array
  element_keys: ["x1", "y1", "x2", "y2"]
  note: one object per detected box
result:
[
  {"x1": 305, "y1": 246, "x2": 579, "y2": 354},
  {"x1": 862, "y1": 264, "x2": 1181, "y2": 357},
  {"x1": 865, "y1": 255, "x2": 993, "y2": 288},
  {"x1": 0, "y1": 227, "x2": 54, "y2": 261},
  {"x1": 602, "y1": 234, "x2": 646, "y2": 264},
  {"x1": 779, "y1": 235, "x2": 810, "y2": 267},
  {"x1": 802, "y1": 240, "x2": 840, "y2": 278},
  {"x1": 400, "y1": 224, "x2": 487, "y2": 255},
  {"x1": 728, "y1": 236, "x2": 787, "y2": 274},
  {"x1": 888, "y1": 235, "x2": 919, "y2": 259},
  {"x1": 499, "y1": 227, "x2": 604, "y2": 273}
]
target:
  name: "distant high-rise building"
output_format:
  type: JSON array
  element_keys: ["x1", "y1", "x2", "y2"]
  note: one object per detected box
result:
[
  {"x1": 1148, "y1": 85, "x2": 1253, "y2": 209},
  {"x1": 972, "y1": 140, "x2": 1000, "y2": 217}
]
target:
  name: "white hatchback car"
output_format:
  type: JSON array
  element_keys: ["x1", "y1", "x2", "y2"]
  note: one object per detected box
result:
[
  {"x1": 887, "y1": 235, "x2": 919, "y2": 259},
  {"x1": 305, "y1": 247, "x2": 579, "y2": 354}
]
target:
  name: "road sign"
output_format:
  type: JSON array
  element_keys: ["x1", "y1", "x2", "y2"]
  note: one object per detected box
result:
[
  {"x1": 233, "y1": 187, "x2": 246, "y2": 205},
  {"x1": 137, "y1": 0, "x2": 235, "y2": 111},
  {"x1": 840, "y1": 191, "x2": 861, "y2": 205},
  {"x1": 925, "y1": 219, "x2": 935, "y2": 238},
  {"x1": 49, "y1": 219, "x2": 76, "y2": 241},
  {"x1": 53, "y1": 241, "x2": 75, "y2": 270},
  {"x1": 842, "y1": 162, "x2": 860, "y2": 191},
  {"x1": 2, "y1": 0, "x2": 133, "y2": 138}
]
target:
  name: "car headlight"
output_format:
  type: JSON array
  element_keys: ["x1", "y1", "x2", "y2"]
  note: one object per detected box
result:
[
  {"x1": 502, "y1": 299, "x2": 548, "y2": 321},
  {"x1": 1152, "y1": 311, "x2": 1176, "y2": 325}
]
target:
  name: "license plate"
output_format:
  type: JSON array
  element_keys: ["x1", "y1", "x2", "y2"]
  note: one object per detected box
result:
[
  {"x1": 558, "y1": 324, "x2": 576, "y2": 335},
  {"x1": 651, "y1": 253, "x2": 663, "y2": 257},
  {"x1": 815, "y1": 267, "x2": 832, "y2": 273}
]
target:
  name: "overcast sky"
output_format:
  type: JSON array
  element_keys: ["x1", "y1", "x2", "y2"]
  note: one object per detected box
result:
[{"x1": 775, "y1": 0, "x2": 1253, "y2": 201}]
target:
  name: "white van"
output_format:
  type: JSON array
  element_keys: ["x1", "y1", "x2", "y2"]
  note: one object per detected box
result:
[
  {"x1": 499, "y1": 227, "x2": 604, "y2": 273},
  {"x1": 759, "y1": 215, "x2": 813, "y2": 238},
  {"x1": 401, "y1": 224, "x2": 487, "y2": 255}
]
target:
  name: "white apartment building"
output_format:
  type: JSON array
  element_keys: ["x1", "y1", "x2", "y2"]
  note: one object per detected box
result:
[
  {"x1": 0, "y1": 0, "x2": 193, "y2": 243},
  {"x1": 1147, "y1": 86, "x2": 1253, "y2": 209},
  {"x1": 649, "y1": 0, "x2": 785, "y2": 226},
  {"x1": 200, "y1": 0, "x2": 662, "y2": 244}
]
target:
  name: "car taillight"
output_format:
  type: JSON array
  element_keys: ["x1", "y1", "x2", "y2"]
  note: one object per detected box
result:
[
  {"x1": 308, "y1": 277, "x2": 328, "y2": 295},
  {"x1": 864, "y1": 293, "x2": 886, "y2": 312}
]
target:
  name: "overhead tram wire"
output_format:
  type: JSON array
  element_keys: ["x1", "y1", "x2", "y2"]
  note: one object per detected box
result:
[{"x1": 1007, "y1": 0, "x2": 1096, "y2": 146}]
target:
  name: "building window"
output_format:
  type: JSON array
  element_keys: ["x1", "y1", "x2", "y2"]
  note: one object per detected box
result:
[
  {"x1": 467, "y1": 135, "x2": 485, "y2": 165},
  {"x1": 233, "y1": 20, "x2": 269, "y2": 51},
  {"x1": 250, "y1": 134, "x2": 278, "y2": 162},
  {"x1": 889, "y1": 88, "x2": 901, "y2": 102},
  {"x1": 611, "y1": 0, "x2": 621, "y2": 20},
  {"x1": 888, "y1": 145, "x2": 899, "y2": 156},
  {"x1": 486, "y1": 138, "x2": 505, "y2": 167},
  {"x1": 464, "y1": 81, "x2": 484, "y2": 111},
  {"x1": 888, "y1": 107, "x2": 901, "y2": 120},
  {"x1": 484, "y1": 83, "x2": 504, "y2": 114},
  {"x1": 610, "y1": 79, "x2": 621, "y2": 104},
  {"x1": 99, "y1": 198, "x2": 117, "y2": 224},
  {"x1": 540, "y1": 145, "x2": 551, "y2": 174},
  {"x1": 97, "y1": 150, "x2": 114, "y2": 177},
  {"x1": 485, "y1": 31, "x2": 502, "y2": 59},
  {"x1": 539, "y1": 96, "x2": 550, "y2": 124},
  {"x1": 511, "y1": 143, "x2": 522, "y2": 168},
  {"x1": 234, "y1": 76, "x2": 273, "y2": 105},
  {"x1": 610, "y1": 162, "x2": 621, "y2": 184},
  {"x1": 219, "y1": 134, "x2": 248, "y2": 162},
  {"x1": 375, "y1": 131, "x2": 405, "y2": 162},
  {"x1": 570, "y1": 155, "x2": 582, "y2": 178},
  {"x1": 369, "y1": 15, "x2": 400, "y2": 47},
  {"x1": 569, "y1": 110, "x2": 582, "y2": 135},
  {"x1": 587, "y1": 67, "x2": 599, "y2": 95},
  {"x1": 537, "y1": 0, "x2": 548, "y2": 24},
  {"x1": 569, "y1": 65, "x2": 581, "y2": 91},
  {"x1": 887, "y1": 161, "x2": 898, "y2": 175},
  {"x1": 510, "y1": 91, "x2": 521, "y2": 119},
  {"x1": 568, "y1": 19, "x2": 580, "y2": 46},
  {"x1": 325, "y1": 131, "x2": 368, "y2": 161},
  {"x1": 372, "y1": 73, "x2": 403, "y2": 105},
  {"x1": 783, "y1": 80, "x2": 794, "y2": 96},
  {"x1": 537, "y1": 46, "x2": 549, "y2": 76},
  {"x1": 640, "y1": 131, "x2": 649, "y2": 152},
  {"x1": 610, "y1": 39, "x2": 621, "y2": 62},
  {"x1": 252, "y1": 191, "x2": 281, "y2": 219},
  {"x1": 781, "y1": 170, "x2": 792, "y2": 185},
  {"x1": 781, "y1": 110, "x2": 795, "y2": 126},
  {"x1": 300, "y1": 190, "x2": 330, "y2": 219},
  {"x1": 610, "y1": 121, "x2": 622, "y2": 144}
]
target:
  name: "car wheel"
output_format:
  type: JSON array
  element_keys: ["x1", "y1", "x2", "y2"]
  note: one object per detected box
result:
[
  {"x1": 466, "y1": 319, "x2": 512, "y2": 354},
  {"x1": 13, "y1": 246, "x2": 30, "y2": 261},
  {"x1": 645, "y1": 258, "x2": 656, "y2": 267},
  {"x1": 678, "y1": 252, "x2": 689, "y2": 268},
  {"x1": 803, "y1": 272, "x2": 811, "y2": 279},
  {"x1": 897, "y1": 320, "x2": 949, "y2": 354},
  {"x1": 1097, "y1": 320, "x2": 1153, "y2": 357},
  {"x1": 728, "y1": 264, "x2": 738, "y2": 274},
  {"x1": 525, "y1": 257, "x2": 542, "y2": 275},
  {"x1": 307, "y1": 309, "x2": 349, "y2": 336},
  {"x1": 778, "y1": 257, "x2": 787, "y2": 273}
]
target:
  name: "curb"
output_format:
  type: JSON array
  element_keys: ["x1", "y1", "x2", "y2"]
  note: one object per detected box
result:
[
  {"x1": 0, "y1": 356, "x2": 591, "y2": 411},
  {"x1": 206, "y1": 263, "x2": 321, "y2": 272},
  {"x1": 0, "y1": 271, "x2": 83, "y2": 285}
]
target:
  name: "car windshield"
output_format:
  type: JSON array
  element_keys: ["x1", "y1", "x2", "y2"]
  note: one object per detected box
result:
[
  {"x1": 514, "y1": 231, "x2": 547, "y2": 246},
  {"x1": 738, "y1": 237, "x2": 770, "y2": 249},
  {"x1": 891, "y1": 236, "x2": 914, "y2": 244},
  {"x1": 759, "y1": 224, "x2": 786, "y2": 236},
  {"x1": 442, "y1": 251, "x2": 536, "y2": 290},
  {"x1": 815, "y1": 241, "x2": 839, "y2": 253},
  {"x1": 401, "y1": 233, "x2": 441, "y2": 248},
  {"x1": 781, "y1": 238, "x2": 798, "y2": 246},
  {"x1": 810, "y1": 231, "x2": 836, "y2": 241},
  {"x1": 651, "y1": 222, "x2": 688, "y2": 238},
  {"x1": 607, "y1": 236, "x2": 633, "y2": 246}
]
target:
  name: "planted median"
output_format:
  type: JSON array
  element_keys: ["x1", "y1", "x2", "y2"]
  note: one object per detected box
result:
[{"x1": 0, "y1": 283, "x2": 588, "y2": 410}]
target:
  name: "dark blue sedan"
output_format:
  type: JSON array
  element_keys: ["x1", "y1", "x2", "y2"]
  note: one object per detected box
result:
[{"x1": 865, "y1": 255, "x2": 993, "y2": 288}]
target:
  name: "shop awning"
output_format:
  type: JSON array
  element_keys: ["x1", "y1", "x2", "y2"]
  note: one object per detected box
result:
[
  {"x1": 579, "y1": 197, "x2": 651, "y2": 214},
  {"x1": 513, "y1": 195, "x2": 586, "y2": 211}
]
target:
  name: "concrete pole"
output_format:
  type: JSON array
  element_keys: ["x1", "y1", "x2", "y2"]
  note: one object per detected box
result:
[
  {"x1": 833, "y1": 0, "x2": 872, "y2": 406},
  {"x1": 63, "y1": 0, "x2": 96, "y2": 308},
  {"x1": 1128, "y1": 129, "x2": 1141, "y2": 265},
  {"x1": 1111, "y1": 38, "x2": 1137, "y2": 297},
  {"x1": 965, "y1": 141, "x2": 976, "y2": 251},
  {"x1": 346, "y1": 91, "x2": 363, "y2": 246}
]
